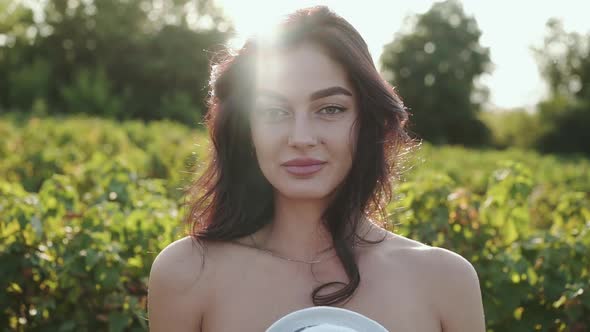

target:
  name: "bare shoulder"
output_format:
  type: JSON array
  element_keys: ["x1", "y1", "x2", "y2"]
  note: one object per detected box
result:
[
  {"x1": 148, "y1": 236, "x2": 214, "y2": 332},
  {"x1": 367, "y1": 229, "x2": 432, "y2": 255},
  {"x1": 416, "y1": 244, "x2": 481, "y2": 296},
  {"x1": 378, "y1": 234, "x2": 486, "y2": 331},
  {"x1": 359, "y1": 229, "x2": 434, "y2": 273},
  {"x1": 417, "y1": 244, "x2": 486, "y2": 332},
  {"x1": 376, "y1": 231, "x2": 476, "y2": 273}
]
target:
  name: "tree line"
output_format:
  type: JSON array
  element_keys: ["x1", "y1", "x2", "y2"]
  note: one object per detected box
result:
[
  {"x1": 0, "y1": 0, "x2": 588, "y2": 154},
  {"x1": 0, "y1": 0, "x2": 230, "y2": 124}
]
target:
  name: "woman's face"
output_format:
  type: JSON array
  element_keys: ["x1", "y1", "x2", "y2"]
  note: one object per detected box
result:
[{"x1": 250, "y1": 42, "x2": 359, "y2": 200}]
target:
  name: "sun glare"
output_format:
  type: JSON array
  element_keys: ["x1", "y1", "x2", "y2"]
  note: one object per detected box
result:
[
  {"x1": 219, "y1": 0, "x2": 590, "y2": 110},
  {"x1": 226, "y1": 11, "x2": 283, "y2": 52}
]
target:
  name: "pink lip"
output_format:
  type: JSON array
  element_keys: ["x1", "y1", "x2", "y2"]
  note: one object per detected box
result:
[
  {"x1": 281, "y1": 158, "x2": 327, "y2": 176},
  {"x1": 282, "y1": 158, "x2": 326, "y2": 166}
]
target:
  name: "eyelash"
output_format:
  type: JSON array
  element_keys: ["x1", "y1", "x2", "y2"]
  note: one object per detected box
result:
[
  {"x1": 260, "y1": 105, "x2": 347, "y2": 118},
  {"x1": 318, "y1": 105, "x2": 347, "y2": 115}
]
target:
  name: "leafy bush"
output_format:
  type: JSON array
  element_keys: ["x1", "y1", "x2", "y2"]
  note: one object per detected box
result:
[
  {"x1": 60, "y1": 67, "x2": 125, "y2": 118},
  {"x1": 480, "y1": 109, "x2": 543, "y2": 150},
  {"x1": 6, "y1": 57, "x2": 51, "y2": 112},
  {"x1": 536, "y1": 98, "x2": 590, "y2": 156},
  {"x1": 391, "y1": 157, "x2": 590, "y2": 331},
  {"x1": 159, "y1": 91, "x2": 201, "y2": 125}
]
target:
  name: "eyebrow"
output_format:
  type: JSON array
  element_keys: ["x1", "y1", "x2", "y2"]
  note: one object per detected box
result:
[{"x1": 256, "y1": 86, "x2": 353, "y2": 103}]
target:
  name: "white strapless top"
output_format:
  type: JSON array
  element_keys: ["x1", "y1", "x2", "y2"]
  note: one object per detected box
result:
[{"x1": 266, "y1": 306, "x2": 389, "y2": 332}]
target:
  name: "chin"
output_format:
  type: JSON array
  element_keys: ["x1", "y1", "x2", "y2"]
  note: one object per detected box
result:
[{"x1": 275, "y1": 184, "x2": 334, "y2": 200}]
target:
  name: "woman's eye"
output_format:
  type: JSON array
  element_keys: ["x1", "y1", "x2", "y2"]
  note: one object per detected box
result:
[
  {"x1": 318, "y1": 106, "x2": 346, "y2": 115},
  {"x1": 259, "y1": 107, "x2": 290, "y2": 120}
]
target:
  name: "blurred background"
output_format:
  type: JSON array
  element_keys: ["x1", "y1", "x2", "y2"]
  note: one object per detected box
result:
[{"x1": 1, "y1": 0, "x2": 589, "y2": 331}]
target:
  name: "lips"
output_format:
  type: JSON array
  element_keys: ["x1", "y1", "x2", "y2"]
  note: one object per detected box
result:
[
  {"x1": 282, "y1": 158, "x2": 326, "y2": 166},
  {"x1": 281, "y1": 158, "x2": 327, "y2": 176}
]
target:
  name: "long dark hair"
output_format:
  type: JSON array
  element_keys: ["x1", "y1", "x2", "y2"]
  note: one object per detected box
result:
[{"x1": 183, "y1": 6, "x2": 413, "y2": 306}]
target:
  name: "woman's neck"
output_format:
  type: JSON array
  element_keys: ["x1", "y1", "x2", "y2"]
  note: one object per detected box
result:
[{"x1": 250, "y1": 195, "x2": 377, "y2": 263}]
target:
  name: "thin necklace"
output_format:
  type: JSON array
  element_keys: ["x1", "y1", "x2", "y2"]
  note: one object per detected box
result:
[{"x1": 247, "y1": 233, "x2": 342, "y2": 264}]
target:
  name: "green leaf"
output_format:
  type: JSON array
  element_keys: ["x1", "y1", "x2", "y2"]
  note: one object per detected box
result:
[{"x1": 109, "y1": 312, "x2": 129, "y2": 332}]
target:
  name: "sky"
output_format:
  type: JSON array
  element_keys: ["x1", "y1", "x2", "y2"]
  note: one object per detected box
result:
[{"x1": 217, "y1": 0, "x2": 590, "y2": 111}]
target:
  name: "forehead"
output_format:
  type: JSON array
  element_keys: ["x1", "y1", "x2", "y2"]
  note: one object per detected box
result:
[{"x1": 254, "y1": 43, "x2": 354, "y2": 100}]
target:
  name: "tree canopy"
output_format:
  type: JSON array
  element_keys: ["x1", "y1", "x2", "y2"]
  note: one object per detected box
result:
[
  {"x1": 380, "y1": 0, "x2": 492, "y2": 146},
  {"x1": 0, "y1": 0, "x2": 232, "y2": 124},
  {"x1": 531, "y1": 19, "x2": 590, "y2": 155}
]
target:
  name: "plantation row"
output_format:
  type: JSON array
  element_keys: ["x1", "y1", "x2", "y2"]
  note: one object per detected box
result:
[{"x1": 1, "y1": 115, "x2": 589, "y2": 331}]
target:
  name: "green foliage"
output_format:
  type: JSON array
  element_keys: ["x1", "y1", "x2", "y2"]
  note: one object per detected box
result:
[
  {"x1": 392, "y1": 146, "x2": 590, "y2": 331},
  {"x1": 6, "y1": 57, "x2": 51, "y2": 112},
  {"x1": 380, "y1": 0, "x2": 492, "y2": 146},
  {"x1": 530, "y1": 18, "x2": 590, "y2": 156},
  {"x1": 480, "y1": 109, "x2": 543, "y2": 150},
  {"x1": 536, "y1": 98, "x2": 590, "y2": 156},
  {"x1": 159, "y1": 91, "x2": 200, "y2": 125},
  {"x1": 0, "y1": 115, "x2": 204, "y2": 331},
  {"x1": 1, "y1": 114, "x2": 589, "y2": 331},
  {"x1": 532, "y1": 19, "x2": 590, "y2": 101},
  {"x1": 0, "y1": 0, "x2": 231, "y2": 123},
  {"x1": 60, "y1": 67, "x2": 124, "y2": 117}
]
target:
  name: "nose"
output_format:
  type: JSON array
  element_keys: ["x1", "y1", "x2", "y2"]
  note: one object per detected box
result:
[{"x1": 287, "y1": 112, "x2": 318, "y2": 148}]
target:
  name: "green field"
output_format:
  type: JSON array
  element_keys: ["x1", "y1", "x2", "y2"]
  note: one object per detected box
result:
[{"x1": 1, "y1": 115, "x2": 589, "y2": 331}]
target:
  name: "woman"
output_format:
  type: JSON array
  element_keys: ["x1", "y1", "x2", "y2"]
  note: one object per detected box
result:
[{"x1": 148, "y1": 6, "x2": 486, "y2": 332}]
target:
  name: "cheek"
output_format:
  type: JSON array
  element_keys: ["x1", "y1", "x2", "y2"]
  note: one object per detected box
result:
[
  {"x1": 331, "y1": 121, "x2": 358, "y2": 163},
  {"x1": 251, "y1": 124, "x2": 281, "y2": 167}
]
